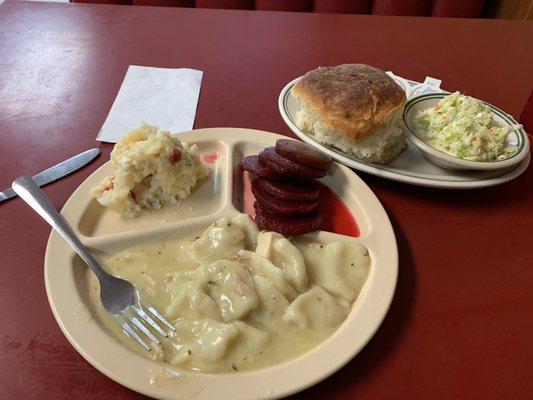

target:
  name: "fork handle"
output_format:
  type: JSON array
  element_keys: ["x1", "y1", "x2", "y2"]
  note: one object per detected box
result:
[{"x1": 12, "y1": 177, "x2": 110, "y2": 280}]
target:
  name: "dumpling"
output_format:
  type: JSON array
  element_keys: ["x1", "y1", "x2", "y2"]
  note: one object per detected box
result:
[
  {"x1": 284, "y1": 286, "x2": 347, "y2": 330},
  {"x1": 235, "y1": 249, "x2": 297, "y2": 300},
  {"x1": 164, "y1": 278, "x2": 193, "y2": 320},
  {"x1": 197, "y1": 260, "x2": 258, "y2": 322},
  {"x1": 188, "y1": 282, "x2": 221, "y2": 320},
  {"x1": 230, "y1": 214, "x2": 259, "y2": 250},
  {"x1": 295, "y1": 241, "x2": 370, "y2": 307},
  {"x1": 164, "y1": 271, "x2": 221, "y2": 320},
  {"x1": 226, "y1": 321, "x2": 270, "y2": 371},
  {"x1": 247, "y1": 275, "x2": 290, "y2": 332},
  {"x1": 165, "y1": 318, "x2": 269, "y2": 373},
  {"x1": 164, "y1": 259, "x2": 258, "y2": 322},
  {"x1": 191, "y1": 218, "x2": 245, "y2": 263},
  {"x1": 232, "y1": 321, "x2": 270, "y2": 352},
  {"x1": 255, "y1": 232, "x2": 308, "y2": 293},
  {"x1": 166, "y1": 317, "x2": 240, "y2": 366}
]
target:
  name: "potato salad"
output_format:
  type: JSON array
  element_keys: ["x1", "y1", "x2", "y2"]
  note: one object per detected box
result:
[
  {"x1": 88, "y1": 215, "x2": 371, "y2": 373},
  {"x1": 91, "y1": 124, "x2": 208, "y2": 217}
]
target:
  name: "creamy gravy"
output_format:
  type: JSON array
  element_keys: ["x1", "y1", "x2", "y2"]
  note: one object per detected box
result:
[{"x1": 88, "y1": 215, "x2": 370, "y2": 374}]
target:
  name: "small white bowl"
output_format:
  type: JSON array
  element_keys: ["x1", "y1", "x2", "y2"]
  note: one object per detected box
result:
[{"x1": 401, "y1": 93, "x2": 529, "y2": 170}]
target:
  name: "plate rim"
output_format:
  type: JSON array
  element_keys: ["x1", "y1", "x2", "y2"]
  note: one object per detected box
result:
[
  {"x1": 278, "y1": 77, "x2": 530, "y2": 189},
  {"x1": 44, "y1": 127, "x2": 398, "y2": 400}
]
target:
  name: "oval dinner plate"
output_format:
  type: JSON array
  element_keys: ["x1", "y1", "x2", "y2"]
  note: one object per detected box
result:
[
  {"x1": 45, "y1": 128, "x2": 398, "y2": 400},
  {"x1": 279, "y1": 77, "x2": 530, "y2": 189}
]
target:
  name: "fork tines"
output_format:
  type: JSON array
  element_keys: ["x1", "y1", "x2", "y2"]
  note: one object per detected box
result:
[{"x1": 117, "y1": 301, "x2": 176, "y2": 351}]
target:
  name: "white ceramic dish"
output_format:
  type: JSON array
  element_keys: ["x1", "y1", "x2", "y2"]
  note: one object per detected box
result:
[
  {"x1": 44, "y1": 128, "x2": 398, "y2": 400},
  {"x1": 279, "y1": 77, "x2": 530, "y2": 189},
  {"x1": 402, "y1": 93, "x2": 529, "y2": 170}
]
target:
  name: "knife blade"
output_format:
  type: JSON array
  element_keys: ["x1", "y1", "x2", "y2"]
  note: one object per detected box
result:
[{"x1": 0, "y1": 148, "x2": 100, "y2": 203}]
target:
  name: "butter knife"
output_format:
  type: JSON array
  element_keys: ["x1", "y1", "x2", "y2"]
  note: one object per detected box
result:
[{"x1": 0, "y1": 148, "x2": 100, "y2": 203}]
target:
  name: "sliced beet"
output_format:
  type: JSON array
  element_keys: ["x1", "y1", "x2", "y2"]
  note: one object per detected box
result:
[
  {"x1": 254, "y1": 201, "x2": 322, "y2": 236},
  {"x1": 251, "y1": 181, "x2": 318, "y2": 216},
  {"x1": 276, "y1": 139, "x2": 332, "y2": 170},
  {"x1": 258, "y1": 147, "x2": 326, "y2": 179},
  {"x1": 239, "y1": 155, "x2": 282, "y2": 180},
  {"x1": 253, "y1": 178, "x2": 319, "y2": 202}
]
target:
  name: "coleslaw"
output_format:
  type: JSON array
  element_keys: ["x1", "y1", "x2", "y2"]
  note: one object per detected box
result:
[{"x1": 413, "y1": 92, "x2": 519, "y2": 161}]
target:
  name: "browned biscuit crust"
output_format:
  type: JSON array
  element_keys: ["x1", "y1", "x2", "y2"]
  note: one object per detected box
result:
[{"x1": 292, "y1": 64, "x2": 406, "y2": 141}]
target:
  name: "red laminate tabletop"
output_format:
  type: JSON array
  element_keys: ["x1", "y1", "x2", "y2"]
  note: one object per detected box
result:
[{"x1": 0, "y1": 1, "x2": 532, "y2": 399}]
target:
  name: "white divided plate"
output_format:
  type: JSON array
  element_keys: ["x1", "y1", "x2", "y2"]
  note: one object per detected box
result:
[
  {"x1": 279, "y1": 77, "x2": 530, "y2": 189},
  {"x1": 44, "y1": 128, "x2": 398, "y2": 400}
]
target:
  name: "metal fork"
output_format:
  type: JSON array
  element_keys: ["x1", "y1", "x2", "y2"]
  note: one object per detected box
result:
[{"x1": 12, "y1": 176, "x2": 176, "y2": 351}]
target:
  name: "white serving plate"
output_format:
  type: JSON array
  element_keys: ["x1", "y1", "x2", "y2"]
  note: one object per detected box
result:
[
  {"x1": 279, "y1": 77, "x2": 530, "y2": 189},
  {"x1": 44, "y1": 128, "x2": 398, "y2": 400}
]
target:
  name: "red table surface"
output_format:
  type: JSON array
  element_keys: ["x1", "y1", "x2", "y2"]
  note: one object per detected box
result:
[{"x1": 0, "y1": 2, "x2": 532, "y2": 399}]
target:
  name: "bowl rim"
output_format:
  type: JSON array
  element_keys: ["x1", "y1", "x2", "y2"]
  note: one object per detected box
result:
[{"x1": 401, "y1": 93, "x2": 529, "y2": 170}]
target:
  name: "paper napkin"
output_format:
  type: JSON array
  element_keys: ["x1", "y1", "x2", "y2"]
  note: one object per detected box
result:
[
  {"x1": 386, "y1": 71, "x2": 445, "y2": 99},
  {"x1": 97, "y1": 66, "x2": 203, "y2": 143}
]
